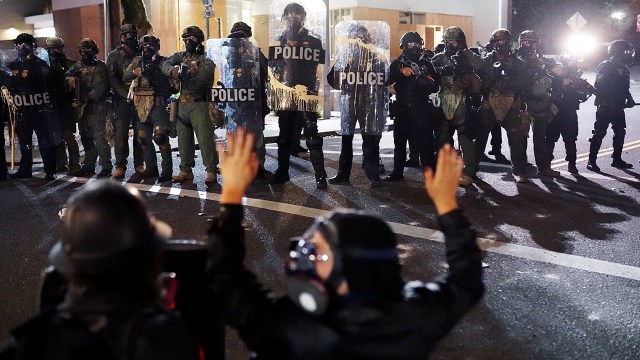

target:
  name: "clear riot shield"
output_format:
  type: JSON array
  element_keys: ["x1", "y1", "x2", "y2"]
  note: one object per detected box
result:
[
  {"x1": 34, "y1": 48, "x2": 50, "y2": 65},
  {"x1": 206, "y1": 37, "x2": 263, "y2": 133},
  {"x1": 0, "y1": 49, "x2": 17, "y2": 75},
  {"x1": 333, "y1": 20, "x2": 389, "y2": 135},
  {"x1": 267, "y1": 0, "x2": 326, "y2": 113}
]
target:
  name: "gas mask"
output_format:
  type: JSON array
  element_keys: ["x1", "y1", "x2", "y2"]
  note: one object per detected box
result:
[
  {"x1": 122, "y1": 33, "x2": 139, "y2": 53},
  {"x1": 285, "y1": 219, "x2": 343, "y2": 316},
  {"x1": 518, "y1": 40, "x2": 537, "y2": 59},
  {"x1": 493, "y1": 38, "x2": 512, "y2": 56},
  {"x1": 80, "y1": 49, "x2": 97, "y2": 65},
  {"x1": 403, "y1": 42, "x2": 423, "y2": 61},
  {"x1": 47, "y1": 49, "x2": 66, "y2": 70},
  {"x1": 142, "y1": 45, "x2": 157, "y2": 62},
  {"x1": 183, "y1": 36, "x2": 201, "y2": 53},
  {"x1": 16, "y1": 43, "x2": 33, "y2": 57},
  {"x1": 444, "y1": 40, "x2": 460, "y2": 57}
]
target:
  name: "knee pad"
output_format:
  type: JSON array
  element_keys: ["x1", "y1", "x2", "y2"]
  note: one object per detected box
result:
[
  {"x1": 590, "y1": 129, "x2": 607, "y2": 142},
  {"x1": 306, "y1": 135, "x2": 323, "y2": 148},
  {"x1": 612, "y1": 128, "x2": 626, "y2": 138},
  {"x1": 137, "y1": 133, "x2": 150, "y2": 147},
  {"x1": 153, "y1": 133, "x2": 169, "y2": 146}
]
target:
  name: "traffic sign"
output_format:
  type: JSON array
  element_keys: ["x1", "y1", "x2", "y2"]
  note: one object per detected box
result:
[{"x1": 567, "y1": 12, "x2": 587, "y2": 31}]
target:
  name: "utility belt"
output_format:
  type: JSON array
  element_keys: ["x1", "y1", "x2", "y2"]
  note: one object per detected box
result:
[{"x1": 179, "y1": 94, "x2": 206, "y2": 104}]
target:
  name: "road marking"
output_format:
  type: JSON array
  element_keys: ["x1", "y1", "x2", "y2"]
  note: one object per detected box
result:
[
  {"x1": 157, "y1": 185, "x2": 639, "y2": 282},
  {"x1": 39, "y1": 137, "x2": 640, "y2": 282}
]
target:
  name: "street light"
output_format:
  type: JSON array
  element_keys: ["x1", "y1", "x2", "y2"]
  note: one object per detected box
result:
[
  {"x1": 611, "y1": 11, "x2": 626, "y2": 21},
  {"x1": 202, "y1": 0, "x2": 213, "y2": 39}
]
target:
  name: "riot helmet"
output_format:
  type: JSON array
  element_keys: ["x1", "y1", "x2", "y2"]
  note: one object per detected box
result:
[
  {"x1": 282, "y1": 3, "x2": 306, "y2": 33},
  {"x1": 518, "y1": 30, "x2": 539, "y2": 59},
  {"x1": 119, "y1": 23, "x2": 139, "y2": 52},
  {"x1": 231, "y1": 21, "x2": 252, "y2": 37},
  {"x1": 49, "y1": 180, "x2": 171, "y2": 275},
  {"x1": 14, "y1": 33, "x2": 37, "y2": 57},
  {"x1": 182, "y1": 25, "x2": 205, "y2": 53},
  {"x1": 77, "y1": 38, "x2": 99, "y2": 65},
  {"x1": 286, "y1": 209, "x2": 403, "y2": 315},
  {"x1": 45, "y1": 37, "x2": 64, "y2": 50},
  {"x1": 350, "y1": 25, "x2": 371, "y2": 44},
  {"x1": 443, "y1": 26, "x2": 467, "y2": 55},
  {"x1": 608, "y1": 40, "x2": 635, "y2": 67},
  {"x1": 400, "y1": 32, "x2": 424, "y2": 60},
  {"x1": 490, "y1": 29, "x2": 512, "y2": 55}
]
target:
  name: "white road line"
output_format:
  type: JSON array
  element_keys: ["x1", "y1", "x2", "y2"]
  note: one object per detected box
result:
[
  {"x1": 124, "y1": 182, "x2": 640, "y2": 282},
  {"x1": 36, "y1": 139, "x2": 640, "y2": 282}
]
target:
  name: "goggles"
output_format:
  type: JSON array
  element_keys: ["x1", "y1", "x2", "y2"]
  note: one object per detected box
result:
[
  {"x1": 405, "y1": 42, "x2": 422, "y2": 49},
  {"x1": 182, "y1": 35, "x2": 200, "y2": 44}
]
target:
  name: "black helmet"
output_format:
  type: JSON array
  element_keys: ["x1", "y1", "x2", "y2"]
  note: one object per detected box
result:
[
  {"x1": 518, "y1": 30, "x2": 540, "y2": 44},
  {"x1": 182, "y1": 25, "x2": 205, "y2": 40},
  {"x1": 282, "y1": 3, "x2": 306, "y2": 18},
  {"x1": 608, "y1": 40, "x2": 635, "y2": 66},
  {"x1": 490, "y1": 29, "x2": 512, "y2": 54},
  {"x1": 141, "y1": 34, "x2": 160, "y2": 50},
  {"x1": 443, "y1": 26, "x2": 466, "y2": 43},
  {"x1": 45, "y1": 37, "x2": 65, "y2": 50},
  {"x1": 120, "y1": 23, "x2": 138, "y2": 35},
  {"x1": 49, "y1": 180, "x2": 171, "y2": 275},
  {"x1": 400, "y1": 31, "x2": 423, "y2": 49},
  {"x1": 77, "y1": 38, "x2": 99, "y2": 54},
  {"x1": 14, "y1": 33, "x2": 37, "y2": 47},
  {"x1": 230, "y1": 21, "x2": 252, "y2": 37}
]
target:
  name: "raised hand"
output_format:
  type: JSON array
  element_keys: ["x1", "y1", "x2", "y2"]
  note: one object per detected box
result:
[
  {"x1": 218, "y1": 128, "x2": 258, "y2": 204},
  {"x1": 423, "y1": 144, "x2": 462, "y2": 215}
]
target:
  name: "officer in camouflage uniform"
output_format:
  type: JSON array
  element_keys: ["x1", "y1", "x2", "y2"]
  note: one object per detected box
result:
[
  {"x1": 65, "y1": 38, "x2": 112, "y2": 177},
  {"x1": 587, "y1": 40, "x2": 636, "y2": 171},
  {"x1": 45, "y1": 37, "x2": 81, "y2": 175},
  {"x1": 517, "y1": 30, "x2": 561, "y2": 178},
  {"x1": 124, "y1": 35, "x2": 174, "y2": 182},
  {"x1": 161, "y1": 25, "x2": 218, "y2": 184},
  {"x1": 107, "y1": 24, "x2": 145, "y2": 178},
  {"x1": 8, "y1": 33, "x2": 58, "y2": 180},
  {"x1": 431, "y1": 26, "x2": 482, "y2": 186},
  {"x1": 474, "y1": 29, "x2": 530, "y2": 183}
]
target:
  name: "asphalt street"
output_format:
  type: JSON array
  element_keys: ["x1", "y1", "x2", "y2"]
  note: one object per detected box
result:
[{"x1": 1, "y1": 70, "x2": 639, "y2": 359}]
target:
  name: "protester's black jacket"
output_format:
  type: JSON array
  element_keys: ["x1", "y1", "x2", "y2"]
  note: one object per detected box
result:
[{"x1": 206, "y1": 204, "x2": 484, "y2": 360}]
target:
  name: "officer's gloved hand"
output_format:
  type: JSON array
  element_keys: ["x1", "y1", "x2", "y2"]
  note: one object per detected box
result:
[{"x1": 625, "y1": 97, "x2": 635, "y2": 108}]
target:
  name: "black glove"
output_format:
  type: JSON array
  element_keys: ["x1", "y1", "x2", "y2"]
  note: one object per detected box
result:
[
  {"x1": 625, "y1": 97, "x2": 635, "y2": 108},
  {"x1": 440, "y1": 64, "x2": 454, "y2": 76}
]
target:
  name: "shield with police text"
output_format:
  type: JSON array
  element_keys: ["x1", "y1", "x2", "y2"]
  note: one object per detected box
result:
[
  {"x1": 333, "y1": 20, "x2": 389, "y2": 135},
  {"x1": 206, "y1": 38, "x2": 263, "y2": 133},
  {"x1": 268, "y1": 0, "x2": 326, "y2": 112}
]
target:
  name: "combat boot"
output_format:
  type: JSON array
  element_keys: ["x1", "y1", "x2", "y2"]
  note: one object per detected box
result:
[
  {"x1": 172, "y1": 171, "x2": 194, "y2": 182},
  {"x1": 567, "y1": 162, "x2": 579, "y2": 174},
  {"x1": 316, "y1": 177, "x2": 328, "y2": 190},
  {"x1": 328, "y1": 172, "x2": 350, "y2": 184},
  {"x1": 514, "y1": 174, "x2": 528, "y2": 183},
  {"x1": 459, "y1": 175, "x2": 473, "y2": 187},
  {"x1": 112, "y1": 167, "x2": 126, "y2": 179},
  {"x1": 205, "y1": 172, "x2": 218, "y2": 185},
  {"x1": 538, "y1": 168, "x2": 561, "y2": 178},
  {"x1": 586, "y1": 161, "x2": 600, "y2": 172},
  {"x1": 611, "y1": 159, "x2": 633, "y2": 169}
]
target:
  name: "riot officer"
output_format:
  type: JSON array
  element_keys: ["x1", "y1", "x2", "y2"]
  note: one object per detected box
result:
[
  {"x1": 0, "y1": 64, "x2": 9, "y2": 180},
  {"x1": 268, "y1": 2, "x2": 328, "y2": 189},
  {"x1": 474, "y1": 29, "x2": 530, "y2": 183},
  {"x1": 229, "y1": 21, "x2": 271, "y2": 179},
  {"x1": 124, "y1": 35, "x2": 174, "y2": 182},
  {"x1": 327, "y1": 24, "x2": 386, "y2": 188},
  {"x1": 107, "y1": 24, "x2": 145, "y2": 179},
  {"x1": 587, "y1": 40, "x2": 635, "y2": 171},
  {"x1": 547, "y1": 53, "x2": 593, "y2": 174},
  {"x1": 65, "y1": 38, "x2": 112, "y2": 177},
  {"x1": 7, "y1": 33, "x2": 58, "y2": 180},
  {"x1": 45, "y1": 36, "x2": 81, "y2": 175},
  {"x1": 517, "y1": 30, "x2": 561, "y2": 178},
  {"x1": 161, "y1": 25, "x2": 218, "y2": 184},
  {"x1": 386, "y1": 31, "x2": 440, "y2": 181},
  {"x1": 432, "y1": 26, "x2": 482, "y2": 186}
]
